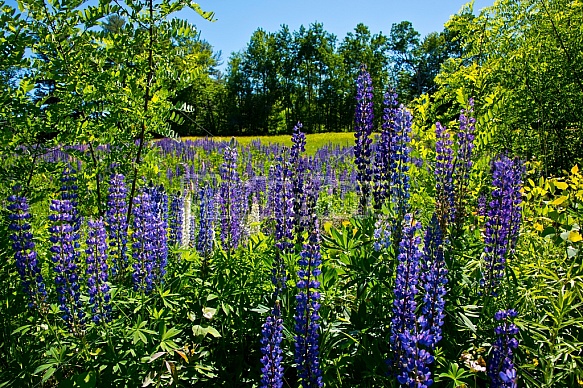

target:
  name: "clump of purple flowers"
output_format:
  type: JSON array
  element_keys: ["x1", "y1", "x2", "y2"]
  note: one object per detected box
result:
[
  {"x1": 219, "y1": 142, "x2": 245, "y2": 250},
  {"x1": 49, "y1": 199, "x2": 84, "y2": 328},
  {"x1": 7, "y1": 186, "x2": 46, "y2": 308},
  {"x1": 146, "y1": 184, "x2": 168, "y2": 284},
  {"x1": 294, "y1": 182, "x2": 323, "y2": 388},
  {"x1": 260, "y1": 302, "x2": 285, "y2": 388},
  {"x1": 488, "y1": 309, "x2": 519, "y2": 387},
  {"x1": 290, "y1": 122, "x2": 307, "y2": 238},
  {"x1": 389, "y1": 104, "x2": 412, "y2": 220},
  {"x1": 354, "y1": 64, "x2": 374, "y2": 213},
  {"x1": 389, "y1": 214, "x2": 433, "y2": 387},
  {"x1": 419, "y1": 214, "x2": 448, "y2": 350},
  {"x1": 372, "y1": 90, "x2": 398, "y2": 210},
  {"x1": 131, "y1": 192, "x2": 156, "y2": 293},
  {"x1": 197, "y1": 184, "x2": 216, "y2": 260},
  {"x1": 271, "y1": 153, "x2": 294, "y2": 294},
  {"x1": 85, "y1": 218, "x2": 111, "y2": 323},
  {"x1": 106, "y1": 173, "x2": 128, "y2": 278},
  {"x1": 481, "y1": 155, "x2": 524, "y2": 297}
]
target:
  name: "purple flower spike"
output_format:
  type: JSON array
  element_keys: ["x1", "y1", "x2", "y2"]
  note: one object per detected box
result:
[
  {"x1": 86, "y1": 218, "x2": 111, "y2": 323},
  {"x1": 131, "y1": 193, "x2": 156, "y2": 293},
  {"x1": 354, "y1": 64, "x2": 374, "y2": 213},
  {"x1": 7, "y1": 186, "x2": 47, "y2": 309},
  {"x1": 197, "y1": 184, "x2": 216, "y2": 258},
  {"x1": 294, "y1": 182, "x2": 323, "y2": 388},
  {"x1": 389, "y1": 215, "x2": 434, "y2": 387},
  {"x1": 106, "y1": 174, "x2": 128, "y2": 278},
  {"x1": 260, "y1": 302, "x2": 284, "y2": 388},
  {"x1": 49, "y1": 199, "x2": 84, "y2": 328},
  {"x1": 488, "y1": 309, "x2": 519, "y2": 388},
  {"x1": 481, "y1": 155, "x2": 524, "y2": 297},
  {"x1": 419, "y1": 214, "x2": 448, "y2": 350}
]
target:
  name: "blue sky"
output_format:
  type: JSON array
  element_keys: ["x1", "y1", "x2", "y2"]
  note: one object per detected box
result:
[
  {"x1": 6, "y1": 0, "x2": 493, "y2": 66},
  {"x1": 186, "y1": 0, "x2": 494, "y2": 66}
]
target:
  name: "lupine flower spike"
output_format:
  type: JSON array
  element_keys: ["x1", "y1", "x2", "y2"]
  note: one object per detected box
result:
[
  {"x1": 354, "y1": 64, "x2": 374, "y2": 213},
  {"x1": 481, "y1": 156, "x2": 524, "y2": 297},
  {"x1": 7, "y1": 186, "x2": 47, "y2": 308},
  {"x1": 294, "y1": 181, "x2": 323, "y2": 388},
  {"x1": 106, "y1": 173, "x2": 128, "y2": 278},
  {"x1": 488, "y1": 309, "x2": 519, "y2": 388},
  {"x1": 86, "y1": 218, "x2": 112, "y2": 323},
  {"x1": 49, "y1": 199, "x2": 84, "y2": 328}
]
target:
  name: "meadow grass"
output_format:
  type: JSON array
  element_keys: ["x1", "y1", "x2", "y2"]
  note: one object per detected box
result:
[{"x1": 182, "y1": 132, "x2": 356, "y2": 154}]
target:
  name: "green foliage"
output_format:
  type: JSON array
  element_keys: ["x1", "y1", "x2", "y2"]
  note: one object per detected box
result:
[{"x1": 420, "y1": 0, "x2": 583, "y2": 174}]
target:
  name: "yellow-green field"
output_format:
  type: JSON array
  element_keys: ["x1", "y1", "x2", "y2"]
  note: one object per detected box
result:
[{"x1": 182, "y1": 132, "x2": 355, "y2": 154}]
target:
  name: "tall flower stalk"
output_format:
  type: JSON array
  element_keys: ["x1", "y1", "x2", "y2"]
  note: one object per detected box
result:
[
  {"x1": 372, "y1": 90, "x2": 398, "y2": 210},
  {"x1": 86, "y1": 218, "x2": 111, "y2": 323},
  {"x1": 49, "y1": 199, "x2": 84, "y2": 329},
  {"x1": 294, "y1": 181, "x2": 323, "y2": 388},
  {"x1": 419, "y1": 214, "x2": 448, "y2": 351},
  {"x1": 389, "y1": 214, "x2": 433, "y2": 387},
  {"x1": 7, "y1": 186, "x2": 46, "y2": 309},
  {"x1": 106, "y1": 173, "x2": 128, "y2": 279},
  {"x1": 219, "y1": 142, "x2": 244, "y2": 250},
  {"x1": 354, "y1": 64, "x2": 374, "y2": 213},
  {"x1": 481, "y1": 155, "x2": 524, "y2": 297},
  {"x1": 131, "y1": 192, "x2": 156, "y2": 293},
  {"x1": 197, "y1": 183, "x2": 216, "y2": 265},
  {"x1": 260, "y1": 302, "x2": 285, "y2": 388},
  {"x1": 290, "y1": 122, "x2": 307, "y2": 239},
  {"x1": 488, "y1": 309, "x2": 519, "y2": 388}
]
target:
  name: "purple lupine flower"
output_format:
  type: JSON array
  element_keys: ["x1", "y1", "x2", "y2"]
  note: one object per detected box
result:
[
  {"x1": 49, "y1": 199, "x2": 84, "y2": 327},
  {"x1": 271, "y1": 153, "x2": 294, "y2": 294},
  {"x1": 260, "y1": 302, "x2": 284, "y2": 388},
  {"x1": 488, "y1": 309, "x2": 519, "y2": 388},
  {"x1": 389, "y1": 215, "x2": 433, "y2": 386},
  {"x1": 419, "y1": 214, "x2": 448, "y2": 350},
  {"x1": 189, "y1": 192, "x2": 197, "y2": 249},
  {"x1": 389, "y1": 104, "x2": 412, "y2": 220},
  {"x1": 372, "y1": 90, "x2": 399, "y2": 210},
  {"x1": 481, "y1": 155, "x2": 524, "y2": 297},
  {"x1": 294, "y1": 182, "x2": 323, "y2": 388},
  {"x1": 353, "y1": 64, "x2": 374, "y2": 213},
  {"x1": 435, "y1": 122, "x2": 455, "y2": 229},
  {"x1": 453, "y1": 99, "x2": 476, "y2": 222},
  {"x1": 144, "y1": 183, "x2": 169, "y2": 284},
  {"x1": 219, "y1": 142, "x2": 244, "y2": 250},
  {"x1": 106, "y1": 174, "x2": 128, "y2": 278},
  {"x1": 291, "y1": 122, "x2": 307, "y2": 239},
  {"x1": 197, "y1": 184, "x2": 216, "y2": 258},
  {"x1": 131, "y1": 193, "x2": 156, "y2": 293},
  {"x1": 85, "y1": 218, "x2": 111, "y2": 323},
  {"x1": 7, "y1": 186, "x2": 47, "y2": 308},
  {"x1": 168, "y1": 192, "x2": 184, "y2": 246}
]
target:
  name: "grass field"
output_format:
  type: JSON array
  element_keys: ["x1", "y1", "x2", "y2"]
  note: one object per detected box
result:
[{"x1": 182, "y1": 132, "x2": 356, "y2": 154}]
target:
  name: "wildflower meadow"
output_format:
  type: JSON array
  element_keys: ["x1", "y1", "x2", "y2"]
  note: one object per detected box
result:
[{"x1": 1, "y1": 0, "x2": 583, "y2": 387}]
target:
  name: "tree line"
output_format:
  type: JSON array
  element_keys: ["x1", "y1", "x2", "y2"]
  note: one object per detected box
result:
[{"x1": 176, "y1": 20, "x2": 464, "y2": 136}]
